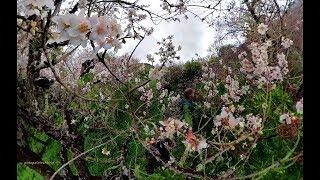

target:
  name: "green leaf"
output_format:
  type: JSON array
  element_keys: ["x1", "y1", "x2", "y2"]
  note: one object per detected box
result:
[{"x1": 196, "y1": 164, "x2": 204, "y2": 172}]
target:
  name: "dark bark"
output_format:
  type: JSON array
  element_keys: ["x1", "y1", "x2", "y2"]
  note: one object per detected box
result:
[
  {"x1": 80, "y1": 59, "x2": 95, "y2": 77},
  {"x1": 63, "y1": 96, "x2": 76, "y2": 134},
  {"x1": 146, "y1": 139, "x2": 171, "y2": 174},
  {"x1": 61, "y1": 101, "x2": 76, "y2": 179},
  {"x1": 17, "y1": 105, "x2": 97, "y2": 179},
  {"x1": 69, "y1": 3, "x2": 79, "y2": 13},
  {"x1": 46, "y1": 41, "x2": 69, "y2": 48},
  {"x1": 54, "y1": 0, "x2": 63, "y2": 5},
  {"x1": 60, "y1": 142, "x2": 76, "y2": 179},
  {"x1": 295, "y1": 83, "x2": 303, "y2": 101},
  {"x1": 63, "y1": 102, "x2": 93, "y2": 179},
  {"x1": 71, "y1": 141, "x2": 92, "y2": 179},
  {"x1": 17, "y1": 145, "x2": 63, "y2": 180},
  {"x1": 33, "y1": 76, "x2": 55, "y2": 89},
  {"x1": 17, "y1": 107, "x2": 63, "y2": 141},
  {"x1": 244, "y1": 0, "x2": 271, "y2": 39},
  {"x1": 27, "y1": 38, "x2": 42, "y2": 82},
  {"x1": 244, "y1": 0, "x2": 260, "y2": 23}
]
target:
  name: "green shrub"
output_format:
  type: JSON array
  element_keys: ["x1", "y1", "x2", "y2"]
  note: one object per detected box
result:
[
  {"x1": 163, "y1": 65, "x2": 184, "y2": 91},
  {"x1": 184, "y1": 60, "x2": 202, "y2": 80}
]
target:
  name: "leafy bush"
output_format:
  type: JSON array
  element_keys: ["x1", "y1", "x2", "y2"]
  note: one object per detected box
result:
[{"x1": 184, "y1": 60, "x2": 202, "y2": 80}]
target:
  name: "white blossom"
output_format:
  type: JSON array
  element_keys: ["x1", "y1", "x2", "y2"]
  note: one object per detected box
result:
[
  {"x1": 156, "y1": 82, "x2": 162, "y2": 90},
  {"x1": 247, "y1": 113, "x2": 262, "y2": 130},
  {"x1": 296, "y1": 98, "x2": 303, "y2": 114},
  {"x1": 281, "y1": 37, "x2": 294, "y2": 49},
  {"x1": 279, "y1": 113, "x2": 291, "y2": 124},
  {"x1": 257, "y1": 23, "x2": 268, "y2": 35},
  {"x1": 197, "y1": 139, "x2": 208, "y2": 150},
  {"x1": 102, "y1": 147, "x2": 110, "y2": 156},
  {"x1": 67, "y1": 10, "x2": 91, "y2": 47},
  {"x1": 204, "y1": 102, "x2": 211, "y2": 109}
]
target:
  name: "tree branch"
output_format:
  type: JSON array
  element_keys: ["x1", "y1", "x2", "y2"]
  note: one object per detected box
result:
[
  {"x1": 18, "y1": 145, "x2": 63, "y2": 179},
  {"x1": 99, "y1": 57, "x2": 128, "y2": 87},
  {"x1": 17, "y1": 106, "x2": 63, "y2": 141}
]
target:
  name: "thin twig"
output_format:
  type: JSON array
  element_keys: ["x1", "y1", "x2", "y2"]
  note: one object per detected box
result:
[
  {"x1": 49, "y1": 133, "x2": 123, "y2": 180},
  {"x1": 209, "y1": 132, "x2": 255, "y2": 146}
]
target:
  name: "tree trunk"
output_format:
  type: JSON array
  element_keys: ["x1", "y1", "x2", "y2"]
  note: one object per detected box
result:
[{"x1": 17, "y1": 145, "x2": 63, "y2": 180}]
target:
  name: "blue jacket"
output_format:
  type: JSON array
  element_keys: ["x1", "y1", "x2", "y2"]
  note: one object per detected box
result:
[{"x1": 179, "y1": 98, "x2": 194, "y2": 112}]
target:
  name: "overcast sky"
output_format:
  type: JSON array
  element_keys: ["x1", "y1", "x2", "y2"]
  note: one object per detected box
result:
[
  {"x1": 117, "y1": 13, "x2": 216, "y2": 64},
  {"x1": 115, "y1": 0, "x2": 219, "y2": 64},
  {"x1": 60, "y1": 0, "x2": 231, "y2": 65}
]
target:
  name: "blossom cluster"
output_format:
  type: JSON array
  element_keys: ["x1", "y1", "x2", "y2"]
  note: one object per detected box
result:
[
  {"x1": 213, "y1": 106, "x2": 262, "y2": 132},
  {"x1": 49, "y1": 10, "x2": 123, "y2": 51},
  {"x1": 127, "y1": 8, "x2": 148, "y2": 24},
  {"x1": 239, "y1": 28, "x2": 291, "y2": 87},
  {"x1": 214, "y1": 106, "x2": 243, "y2": 129},
  {"x1": 182, "y1": 129, "x2": 208, "y2": 152},
  {"x1": 279, "y1": 112, "x2": 301, "y2": 126},
  {"x1": 295, "y1": 98, "x2": 303, "y2": 114},
  {"x1": 281, "y1": 37, "x2": 294, "y2": 49},
  {"x1": 167, "y1": 93, "x2": 181, "y2": 112},
  {"x1": 246, "y1": 113, "x2": 263, "y2": 131},
  {"x1": 160, "y1": 0, "x2": 188, "y2": 15},
  {"x1": 257, "y1": 23, "x2": 268, "y2": 35},
  {"x1": 148, "y1": 117, "x2": 208, "y2": 152},
  {"x1": 159, "y1": 117, "x2": 187, "y2": 138},
  {"x1": 222, "y1": 75, "x2": 249, "y2": 104},
  {"x1": 200, "y1": 62, "x2": 218, "y2": 109},
  {"x1": 155, "y1": 36, "x2": 182, "y2": 65},
  {"x1": 138, "y1": 84, "x2": 154, "y2": 107},
  {"x1": 22, "y1": 0, "x2": 54, "y2": 18}
]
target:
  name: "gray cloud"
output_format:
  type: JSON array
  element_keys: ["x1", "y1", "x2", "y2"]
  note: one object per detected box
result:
[{"x1": 119, "y1": 14, "x2": 215, "y2": 64}]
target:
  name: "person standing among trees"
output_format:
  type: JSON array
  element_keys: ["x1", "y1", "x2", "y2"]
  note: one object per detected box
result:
[{"x1": 179, "y1": 88, "x2": 196, "y2": 112}]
